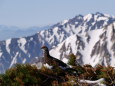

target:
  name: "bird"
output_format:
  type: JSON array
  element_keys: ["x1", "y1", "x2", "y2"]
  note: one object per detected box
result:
[
  {"x1": 41, "y1": 45, "x2": 69, "y2": 69},
  {"x1": 41, "y1": 45, "x2": 78, "y2": 76}
]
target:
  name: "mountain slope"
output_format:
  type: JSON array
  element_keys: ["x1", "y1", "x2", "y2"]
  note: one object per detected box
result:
[
  {"x1": 0, "y1": 12, "x2": 115, "y2": 73},
  {"x1": 50, "y1": 23, "x2": 115, "y2": 67}
]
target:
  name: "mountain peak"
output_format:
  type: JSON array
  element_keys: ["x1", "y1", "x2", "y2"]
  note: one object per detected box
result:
[{"x1": 84, "y1": 13, "x2": 93, "y2": 21}]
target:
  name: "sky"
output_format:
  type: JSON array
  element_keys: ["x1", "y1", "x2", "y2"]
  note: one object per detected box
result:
[{"x1": 0, "y1": 0, "x2": 115, "y2": 28}]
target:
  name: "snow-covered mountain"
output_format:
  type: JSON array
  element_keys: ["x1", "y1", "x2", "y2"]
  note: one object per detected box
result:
[
  {"x1": 50, "y1": 23, "x2": 115, "y2": 67},
  {"x1": 0, "y1": 12, "x2": 115, "y2": 73}
]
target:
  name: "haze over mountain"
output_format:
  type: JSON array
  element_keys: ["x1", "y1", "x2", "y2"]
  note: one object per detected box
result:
[
  {"x1": 0, "y1": 25, "x2": 50, "y2": 41},
  {"x1": 0, "y1": 12, "x2": 115, "y2": 73}
]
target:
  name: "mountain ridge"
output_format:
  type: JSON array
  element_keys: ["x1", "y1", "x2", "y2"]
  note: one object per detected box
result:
[
  {"x1": 50, "y1": 22, "x2": 115, "y2": 67},
  {"x1": 0, "y1": 12, "x2": 115, "y2": 73}
]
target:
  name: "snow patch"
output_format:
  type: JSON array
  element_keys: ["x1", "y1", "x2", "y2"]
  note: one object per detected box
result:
[
  {"x1": 6, "y1": 39, "x2": 11, "y2": 53},
  {"x1": 0, "y1": 52, "x2": 2, "y2": 57},
  {"x1": 84, "y1": 14, "x2": 92, "y2": 21},
  {"x1": 10, "y1": 52, "x2": 19, "y2": 68},
  {"x1": 61, "y1": 20, "x2": 68, "y2": 25},
  {"x1": 44, "y1": 63, "x2": 53, "y2": 69},
  {"x1": 18, "y1": 38, "x2": 27, "y2": 53},
  {"x1": 62, "y1": 58, "x2": 68, "y2": 63},
  {"x1": 35, "y1": 57, "x2": 39, "y2": 59},
  {"x1": 30, "y1": 37, "x2": 33, "y2": 41},
  {"x1": 97, "y1": 17, "x2": 108, "y2": 21},
  {"x1": 80, "y1": 78, "x2": 105, "y2": 86},
  {"x1": 22, "y1": 58, "x2": 26, "y2": 64},
  {"x1": 104, "y1": 14, "x2": 110, "y2": 17}
]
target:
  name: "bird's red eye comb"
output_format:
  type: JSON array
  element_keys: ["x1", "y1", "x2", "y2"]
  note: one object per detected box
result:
[{"x1": 41, "y1": 45, "x2": 47, "y2": 49}]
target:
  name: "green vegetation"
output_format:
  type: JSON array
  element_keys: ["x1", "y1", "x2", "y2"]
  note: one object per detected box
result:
[
  {"x1": 0, "y1": 55, "x2": 115, "y2": 86},
  {"x1": 68, "y1": 53, "x2": 76, "y2": 66}
]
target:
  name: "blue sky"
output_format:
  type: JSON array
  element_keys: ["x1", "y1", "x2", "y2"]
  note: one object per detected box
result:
[{"x1": 0, "y1": 0, "x2": 115, "y2": 28}]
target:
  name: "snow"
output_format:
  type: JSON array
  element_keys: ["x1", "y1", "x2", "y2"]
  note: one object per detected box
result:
[
  {"x1": 104, "y1": 14, "x2": 110, "y2": 17},
  {"x1": 61, "y1": 20, "x2": 68, "y2": 25},
  {"x1": 0, "y1": 52, "x2": 2, "y2": 57},
  {"x1": 39, "y1": 30, "x2": 45, "y2": 37},
  {"x1": 84, "y1": 14, "x2": 92, "y2": 21},
  {"x1": 30, "y1": 37, "x2": 33, "y2": 41},
  {"x1": 83, "y1": 29, "x2": 103, "y2": 65},
  {"x1": 97, "y1": 17, "x2": 108, "y2": 21},
  {"x1": 90, "y1": 55, "x2": 100, "y2": 67},
  {"x1": 50, "y1": 35, "x2": 78, "y2": 60},
  {"x1": 32, "y1": 62, "x2": 43, "y2": 69},
  {"x1": 50, "y1": 28, "x2": 104, "y2": 66},
  {"x1": 92, "y1": 22, "x2": 95, "y2": 25},
  {"x1": 10, "y1": 52, "x2": 19, "y2": 68},
  {"x1": 106, "y1": 23, "x2": 115, "y2": 67},
  {"x1": 18, "y1": 38, "x2": 27, "y2": 53},
  {"x1": 44, "y1": 63, "x2": 53, "y2": 69},
  {"x1": 75, "y1": 22, "x2": 78, "y2": 24},
  {"x1": 28, "y1": 54, "x2": 31, "y2": 58},
  {"x1": 50, "y1": 46, "x2": 61, "y2": 59},
  {"x1": 35, "y1": 57, "x2": 39, "y2": 59},
  {"x1": 6, "y1": 39, "x2": 11, "y2": 53},
  {"x1": 94, "y1": 15, "x2": 98, "y2": 21},
  {"x1": 50, "y1": 22, "x2": 115, "y2": 67},
  {"x1": 22, "y1": 58, "x2": 26, "y2": 63},
  {"x1": 80, "y1": 78, "x2": 105, "y2": 86},
  {"x1": 62, "y1": 58, "x2": 68, "y2": 63}
]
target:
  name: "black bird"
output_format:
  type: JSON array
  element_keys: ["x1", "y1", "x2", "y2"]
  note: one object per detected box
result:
[
  {"x1": 41, "y1": 45, "x2": 69, "y2": 69},
  {"x1": 41, "y1": 45, "x2": 78, "y2": 76}
]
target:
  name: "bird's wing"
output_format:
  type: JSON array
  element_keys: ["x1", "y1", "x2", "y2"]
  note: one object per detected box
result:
[{"x1": 52, "y1": 57, "x2": 69, "y2": 68}]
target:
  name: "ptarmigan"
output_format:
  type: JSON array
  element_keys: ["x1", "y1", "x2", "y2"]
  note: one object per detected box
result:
[{"x1": 41, "y1": 46, "x2": 69, "y2": 70}]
